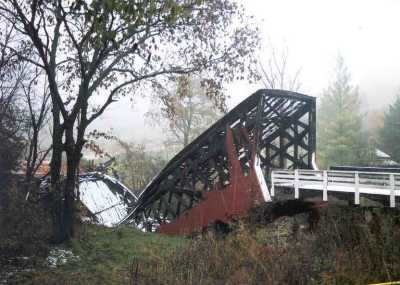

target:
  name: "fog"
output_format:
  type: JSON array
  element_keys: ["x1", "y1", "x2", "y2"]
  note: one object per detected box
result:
[{"x1": 90, "y1": 0, "x2": 400, "y2": 149}]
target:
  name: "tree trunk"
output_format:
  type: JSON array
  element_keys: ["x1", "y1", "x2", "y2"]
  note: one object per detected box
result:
[
  {"x1": 50, "y1": 107, "x2": 65, "y2": 243},
  {"x1": 62, "y1": 151, "x2": 78, "y2": 241},
  {"x1": 50, "y1": 107, "x2": 62, "y2": 185},
  {"x1": 49, "y1": 87, "x2": 88, "y2": 242},
  {"x1": 56, "y1": 122, "x2": 85, "y2": 242},
  {"x1": 25, "y1": 129, "x2": 39, "y2": 182},
  {"x1": 183, "y1": 130, "x2": 189, "y2": 147}
]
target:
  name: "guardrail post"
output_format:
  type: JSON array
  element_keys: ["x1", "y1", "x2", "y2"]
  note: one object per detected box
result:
[
  {"x1": 323, "y1": 170, "x2": 328, "y2": 201},
  {"x1": 354, "y1": 172, "x2": 360, "y2": 205},
  {"x1": 271, "y1": 172, "x2": 275, "y2": 197},
  {"x1": 294, "y1": 169, "x2": 299, "y2": 199},
  {"x1": 390, "y1": 174, "x2": 395, "y2": 208}
]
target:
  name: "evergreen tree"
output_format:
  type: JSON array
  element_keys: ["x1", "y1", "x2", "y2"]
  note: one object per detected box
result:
[
  {"x1": 380, "y1": 95, "x2": 400, "y2": 163},
  {"x1": 317, "y1": 55, "x2": 373, "y2": 167}
]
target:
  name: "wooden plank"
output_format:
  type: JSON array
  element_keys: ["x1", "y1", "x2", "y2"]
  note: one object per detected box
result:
[
  {"x1": 390, "y1": 174, "x2": 396, "y2": 208},
  {"x1": 294, "y1": 169, "x2": 299, "y2": 199},
  {"x1": 355, "y1": 172, "x2": 360, "y2": 205},
  {"x1": 323, "y1": 170, "x2": 328, "y2": 201},
  {"x1": 273, "y1": 174, "x2": 295, "y2": 179},
  {"x1": 271, "y1": 172, "x2": 275, "y2": 197}
]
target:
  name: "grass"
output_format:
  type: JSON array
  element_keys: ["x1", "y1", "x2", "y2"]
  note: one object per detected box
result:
[
  {"x1": 8, "y1": 203, "x2": 400, "y2": 285},
  {"x1": 18, "y1": 224, "x2": 187, "y2": 285}
]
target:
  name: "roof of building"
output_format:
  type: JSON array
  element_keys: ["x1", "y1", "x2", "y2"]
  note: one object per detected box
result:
[{"x1": 78, "y1": 172, "x2": 137, "y2": 227}]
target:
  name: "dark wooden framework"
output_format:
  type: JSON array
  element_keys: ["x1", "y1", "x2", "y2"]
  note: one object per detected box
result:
[{"x1": 123, "y1": 89, "x2": 316, "y2": 227}]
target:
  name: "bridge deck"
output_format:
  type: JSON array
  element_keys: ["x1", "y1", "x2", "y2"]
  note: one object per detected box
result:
[{"x1": 271, "y1": 169, "x2": 400, "y2": 207}]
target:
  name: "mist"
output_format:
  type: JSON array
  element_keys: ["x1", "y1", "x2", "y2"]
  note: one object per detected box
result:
[{"x1": 89, "y1": 0, "x2": 400, "y2": 155}]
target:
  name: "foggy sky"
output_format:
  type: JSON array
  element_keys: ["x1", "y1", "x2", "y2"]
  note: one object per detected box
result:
[{"x1": 90, "y1": 0, "x2": 400, "y2": 148}]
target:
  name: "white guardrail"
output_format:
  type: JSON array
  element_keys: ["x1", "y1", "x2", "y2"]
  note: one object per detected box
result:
[{"x1": 271, "y1": 169, "x2": 400, "y2": 208}]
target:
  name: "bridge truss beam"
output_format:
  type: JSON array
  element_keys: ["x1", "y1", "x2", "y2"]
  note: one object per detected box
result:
[{"x1": 123, "y1": 89, "x2": 316, "y2": 233}]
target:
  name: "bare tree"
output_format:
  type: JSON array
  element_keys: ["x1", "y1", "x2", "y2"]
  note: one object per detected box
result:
[
  {"x1": 114, "y1": 140, "x2": 166, "y2": 194},
  {"x1": 0, "y1": 24, "x2": 26, "y2": 181},
  {"x1": 259, "y1": 44, "x2": 302, "y2": 91},
  {"x1": 23, "y1": 70, "x2": 51, "y2": 182},
  {"x1": 147, "y1": 75, "x2": 224, "y2": 151},
  {"x1": 0, "y1": 24, "x2": 51, "y2": 195},
  {"x1": 0, "y1": 0, "x2": 260, "y2": 241}
]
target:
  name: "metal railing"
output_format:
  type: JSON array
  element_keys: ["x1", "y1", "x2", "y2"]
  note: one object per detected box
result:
[{"x1": 271, "y1": 169, "x2": 400, "y2": 207}]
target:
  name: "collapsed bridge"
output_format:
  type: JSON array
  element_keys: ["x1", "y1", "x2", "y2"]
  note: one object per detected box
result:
[{"x1": 122, "y1": 89, "x2": 317, "y2": 234}]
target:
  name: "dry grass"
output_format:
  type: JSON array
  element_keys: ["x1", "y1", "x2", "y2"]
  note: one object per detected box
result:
[
  {"x1": 3, "y1": 201, "x2": 400, "y2": 285},
  {"x1": 132, "y1": 204, "x2": 400, "y2": 285}
]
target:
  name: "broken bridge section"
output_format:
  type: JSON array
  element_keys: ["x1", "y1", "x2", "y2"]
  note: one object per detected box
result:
[{"x1": 123, "y1": 89, "x2": 316, "y2": 234}]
